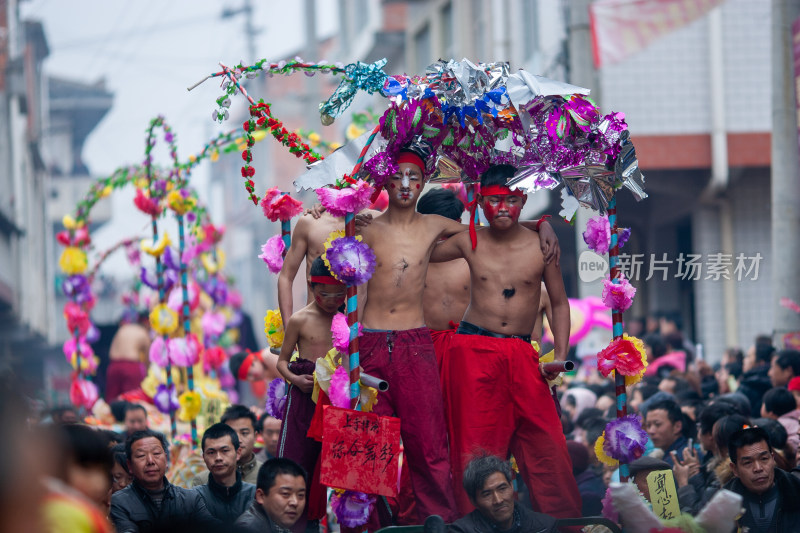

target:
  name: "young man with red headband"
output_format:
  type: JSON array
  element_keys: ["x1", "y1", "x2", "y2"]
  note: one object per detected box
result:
[
  {"x1": 429, "y1": 164, "x2": 581, "y2": 519},
  {"x1": 356, "y1": 145, "x2": 560, "y2": 524},
  {"x1": 277, "y1": 256, "x2": 347, "y2": 532}
]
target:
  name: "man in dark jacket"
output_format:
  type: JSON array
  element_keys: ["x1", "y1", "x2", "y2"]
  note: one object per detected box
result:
[
  {"x1": 449, "y1": 455, "x2": 557, "y2": 533},
  {"x1": 110, "y1": 429, "x2": 216, "y2": 532},
  {"x1": 725, "y1": 426, "x2": 800, "y2": 533},
  {"x1": 739, "y1": 342, "x2": 776, "y2": 417},
  {"x1": 235, "y1": 458, "x2": 307, "y2": 533},
  {"x1": 194, "y1": 422, "x2": 256, "y2": 524}
]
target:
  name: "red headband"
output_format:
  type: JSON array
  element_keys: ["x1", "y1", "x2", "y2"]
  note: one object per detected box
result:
[
  {"x1": 467, "y1": 185, "x2": 526, "y2": 250},
  {"x1": 396, "y1": 152, "x2": 425, "y2": 172},
  {"x1": 237, "y1": 350, "x2": 264, "y2": 381},
  {"x1": 310, "y1": 275, "x2": 344, "y2": 285}
]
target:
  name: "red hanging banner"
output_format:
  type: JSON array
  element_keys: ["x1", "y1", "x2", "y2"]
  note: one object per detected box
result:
[{"x1": 319, "y1": 406, "x2": 401, "y2": 497}]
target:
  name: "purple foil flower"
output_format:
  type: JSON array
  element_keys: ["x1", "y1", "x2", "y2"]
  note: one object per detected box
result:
[
  {"x1": 153, "y1": 384, "x2": 179, "y2": 414},
  {"x1": 325, "y1": 236, "x2": 376, "y2": 286},
  {"x1": 265, "y1": 378, "x2": 287, "y2": 420},
  {"x1": 603, "y1": 415, "x2": 648, "y2": 464},
  {"x1": 331, "y1": 490, "x2": 375, "y2": 528}
]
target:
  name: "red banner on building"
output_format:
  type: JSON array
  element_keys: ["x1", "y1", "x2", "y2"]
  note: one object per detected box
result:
[
  {"x1": 590, "y1": 0, "x2": 725, "y2": 68},
  {"x1": 319, "y1": 406, "x2": 401, "y2": 497}
]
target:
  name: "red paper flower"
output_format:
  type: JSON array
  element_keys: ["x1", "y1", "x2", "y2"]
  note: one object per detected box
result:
[
  {"x1": 64, "y1": 302, "x2": 91, "y2": 336},
  {"x1": 260, "y1": 188, "x2": 304, "y2": 222},
  {"x1": 597, "y1": 335, "x2": 647, "y2": 380},
  {"x1": 134, "y1": 188, "x2": 162, "y2": 216}
]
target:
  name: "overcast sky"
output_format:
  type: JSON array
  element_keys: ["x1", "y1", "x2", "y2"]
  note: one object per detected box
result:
[{"x1": 22, "y1": 0, "x2": 338, "y2": 176}]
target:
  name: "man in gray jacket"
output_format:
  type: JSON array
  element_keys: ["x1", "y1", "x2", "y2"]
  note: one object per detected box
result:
[
  {"x1": 194, "y1": 423, "x2": 256, "y2": 524},
  {"x1": 235, "y1": 458, "x2": 307, "y2": 533},
  {"x1": 110, "y1": 429, "x2": 215, "y2": 532}
]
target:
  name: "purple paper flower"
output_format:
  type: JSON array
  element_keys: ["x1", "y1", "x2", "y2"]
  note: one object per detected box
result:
[
  {"x1": 202, "y1": 277, "x2": 228, "y2": 306},
  {"x1": 618, "y1": 227, "x2": 631, "y2": 249},
  {"x1": 153, "y1": 384, "x2": 179, "y2": 414},
  {"x1": 583, "y1": 214, "x2": 611, "y2": 254},
  {"x1": 265, "y1": 378, "x2": 287, "y2": 419},
  {"x1": 163, "y1": 247, "x2": 181, "y2": 271},
  {"x1": 601, "y1": 487, "x2": 618, "y2": 522},
  {"x1": 62, "y1": 274, "x2": 92, "y2": 303},
  {"x1": 324, "y1": 236, "x2": 376, "y2": 286},
  {"x1": 258, "y1": 235, "x2": 285, "y2": 274},
  {"x1": 603, "y1": 415, "x2": 648, "y2": 464},
  {"x1": 331, "y1": 490, "x2": 375, "y2": 528}
]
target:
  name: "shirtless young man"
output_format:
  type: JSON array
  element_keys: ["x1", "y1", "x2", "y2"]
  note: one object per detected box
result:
[
  {"x1": 429, "y1": 164, "x2": 582, "y2": 519},
  {"x1": 106, "y1": 315, "x2": 151, "y2": 401},
  {"x1": 277, "y1": 256, "x2": 347, "y2": 531},
  {"x1": 357, "y1": 149, "x2": 559, "y2": 523}
]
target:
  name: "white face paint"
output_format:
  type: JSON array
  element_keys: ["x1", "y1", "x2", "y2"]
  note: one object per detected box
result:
[{"x1": 401, "y1": 168, "x2": 411, "y2": 188}]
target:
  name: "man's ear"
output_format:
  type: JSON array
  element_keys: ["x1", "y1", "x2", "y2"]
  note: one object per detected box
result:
[
  {"x1": 256, "y1": 487, "x2": 266, "y2": 506},
  {"x1": 730, "y1": 461, "x2": 739, "y2": 478},
  {"x1": 236, "y1": 446, "x2": 243, "y2": 462},
  {"x1": 673, "y1": 419, "x2": 683, "y2": 436}
]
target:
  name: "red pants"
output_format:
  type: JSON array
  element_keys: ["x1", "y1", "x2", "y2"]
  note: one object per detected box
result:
[
  {"x1": 441, "y1": 332, "x2": 582, "y2": 519},
  {"x1": 105, "y1": 360, "x2": 146, "y2": 401},
  {"x1": 360, "y1": 328, "x2": 458, "y2": 523}
]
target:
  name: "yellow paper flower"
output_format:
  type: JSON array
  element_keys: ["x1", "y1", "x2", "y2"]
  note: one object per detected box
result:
[
  {"x1": 59, "y1": 247, "x2": 88, "y2": 275},
  {"x1": 150, "y1": 304, "x2": 179, "y2": 335},
  {"x1": 594, "y1": 434, "x2": 619, "y2": 467},
  {"x1": 70, "y1": 353, "x2": 99, "y2": 373},
  {"x1": 308, "y1": 132, "x2": 321, "y2": 147},
  {"x1": 62, "y1": 214, "x2": 77, "y2": 230},
  {"x1": 210, "y1": 150, "x2": 219, "y2": 162},
  {"x1": 264, "y1": 309, "x2": 284, "y2": 348},
  {"x1": 166, "y1": 190, "x2": 196, "y2": 215},
  {"x1": 177, "y1": 391, "x2": 202, "y2": 421},
  {"x1": 189, "y1": 155, "x2": 197, "y2": 163},
  {"x1": 321, "y1": 230, "x2": 353, "y2": 274},
  {"x1": 201, "y1": 250, "x2": 225, "y2": 274},
  {"x1": 141, "y1": 233, "x2": 171, "y2": 257},
  {"x1": 538, "y1": 349, "x2": 563, "y2": 387},
  {"x1": 329, "y1": 142, "x2": 342, "y2": 151},
  {"x1": 141, "y1": 372, "x2": 159, "y2": 398},
  {"x1": 136, "y1": 177, "x2": 149, "y2": 189},
  {"x1": 346, "y1": 123, "x2": 365, "y2": 140},
  {"x1": 252, "y1": 130, "x2": 267, "y2": 142},
  {"x1": 100, "y1": 185, "x2": 112, "y2": 198}
]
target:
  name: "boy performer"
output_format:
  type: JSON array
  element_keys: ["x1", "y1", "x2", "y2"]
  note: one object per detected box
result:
[
  {"x1": 430, "y1": 164, "x2": 582, "y2": 518},
  {"x1": 277, "y1": 256, "x2": 347, "y2": 530}
]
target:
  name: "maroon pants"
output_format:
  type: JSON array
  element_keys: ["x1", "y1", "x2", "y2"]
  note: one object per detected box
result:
[
  {"x1": 105, "y1": 360, "x2": 147, "y2": 401},
  {"x1": 441, "y1": 332, "x2": 582, "y2": 519},
  {"x1": 278, "y1": 359, "x2": 324, "y2": 526},
  {"x1": 360, "y1": 328, "x2": 458, "y2": 523}
]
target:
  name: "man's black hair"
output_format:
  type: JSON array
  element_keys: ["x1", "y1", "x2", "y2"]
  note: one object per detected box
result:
[
  {"x1": 256, "y1": 458, "x2": 307, "y2": 493},
  {"x1": 100, "y1": 429, "x2": 125, "y2": 447},
  {"x1": 416, "y1": 188, "x2": 465, "y2": 221},
  {"x1": 111, "y1": 443, "x2": 130, "y2": 474},
  {"x1": 462, "y1": 454, "x2": 513, "y2": 503},
  {"x1": 221, "y1": 404, "x2": 258, "y2": 430},
  {"x1": 755, "y1": 335, "x2": 773, "y2": 347},
  {"x1": 125, "y1": 403, "x2": 147, "y2": 418},
  {"x1": 125, "y1": 429, "x2": 170, "y2": 462},
  {"x1": 643, "y1": 334, "x2": 667, "y2": 359},
  {"x1": 762, "y1": 387, "x2": 797, "y2": 417},
  {"x1": 309, "y1": 256, "x2": 336, "y2": 288},
  {"x1": 752, "y1": 418, "x2": 789, "y2": 450},
  {"x1": 201, "y1": 422, "x2": 241, "y2": 452},
  {"x1": 583, "y1": 417, "x2": 609, "y2": 446},
  {"x1": 575, "y1": 408, "x2": 604, "y2": 429},
  {"x1": 110, "y1": 400, "x2": 131, "y2": 422},
  {"x1": 646, "y1": 398, "x2": 683, "y2": 424},
  {"x1": 257, "y1": 412, "x2": 277, "y2": 433},
  {"x1": 662, "y1": 331, "x2": 685, "y2": 354},
  {"x1": 479, "y1": 164, "x2": 517, "y2": 188},
  {"x1": 62, "y1": 424, "x2": 113, "y2": 471},
  {"x1": 774, "y1": 350, "x2": 800, "y2": 376},
  {"x1": 660, "y1": 311, "x2": 683, "y2": 331},
  {"x1": 755, "y1": 343, "x2": 776, "y2": 365},
  {"x1": 698, "y1": 401, "x2": 740, "y2": 435},
  {"x1": 713, "y1": 414, "x2": 751, "y2": 457},
  {"x1": 634, "y1": 382, "x2": 660, "y2": 404},
  {"x1": 229, "y1": 352, "x2": 248, "y2": 381},
  {"x1": 715, "y1": 393, "x2": 752, "y2": 416},
  {"x1": 725, "y1": 348, "x2": 744, "y2": 366},
  {"x1": 50, "y1": 406, "x2": 78, "y2": 423},
  {"x1": 729, "y1": 426, "x2": 772, "y2": 464}
]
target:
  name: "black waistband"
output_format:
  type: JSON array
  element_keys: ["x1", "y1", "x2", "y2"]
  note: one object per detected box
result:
[{"x1": 456, "y1": 321, "x2": 532, "y2": 343}]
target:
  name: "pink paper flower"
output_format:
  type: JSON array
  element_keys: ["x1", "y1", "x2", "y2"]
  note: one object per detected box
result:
[
  {"x1": 258, "y1": 235, "x2": 285, "y2": 274},
  {"x1": 168, "y1": 333, "x2": 202, "y2": 367},
  {"x1": 583, "y1": 214, "x2": 611, "y2": 254},
  {"x1": 133, "y1": 188, "x2": 162, "y2": 216},
  {"x1": 329, "y1": 365, "x2": 351, "y2": 408},
  {"x1": 331, "y1": 312, "x2": 362, "y2": 353},
  {"x1": 597, "y1": 335, "x2": 647, "y2": 378},
  {"x1": 149, "y1": 336, "x2": 169, "y2": 368},
  {"x1": 602, "y1": 274, "x2": 636, "y2": 312},
  {"x1": 316, "y1": 180, "x2": 375, "y2": 217},
  {"x1": 70, "y1": 378, "x2": 99, "y2": 410},
  {"x1": 201, "y1": 311, "x2": 227, "y2": 339},
  {"x1": 166, "y1": 282, "x2": 200, "y2": 314},
  {"x1": 260, "y1": 188, "x2": 304, "y2": 222},
  {"x1": 601, "y1": 487, "x2": 618, "y2": 522},
  {"x1": 63, "y1": 337, "x2": 95, "y2": 362},
  {"x1": 64, "y1": 302, "x2": 91, "y2": 336},
  {"x1": 203, "y1": 346, "x2": 228, "y2": 372}
]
